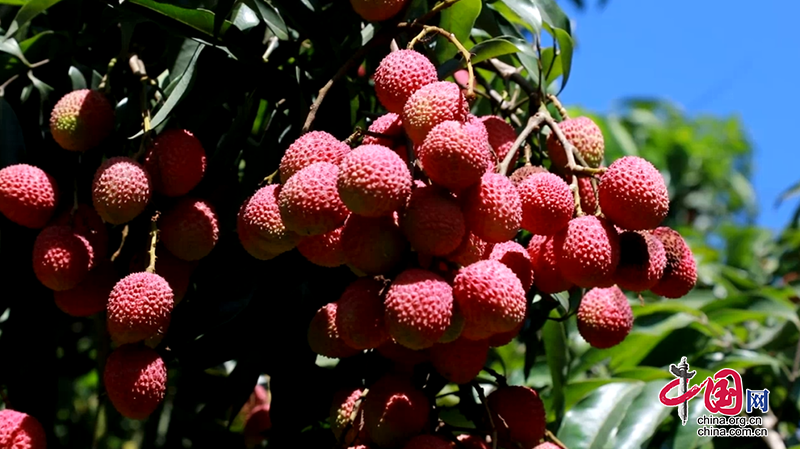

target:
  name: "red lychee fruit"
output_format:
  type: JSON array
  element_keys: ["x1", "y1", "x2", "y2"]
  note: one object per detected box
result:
[
  {"x1": 403, "y1": 81, "x2": 468, "y2": 145},
  {"x1": 336, "y1": 278, "x2": 389, "y2": 350},
  {"x1": 430, "y1": 337, "x2": 489, "y2": 384},
  {"x1": 297, "y1": 226, "x2": 346, "y2": 267},
  {"x1": 465, "y1": 115, "x2": 495, "y2": 171},
  {"x1": 509, "y1": 165, "x2": 547, "y2": 186},
  {"x1": 104, "y1": 344, "x2": 167, "y2": 420},
  {"x1": 307, "y1": 302, "x2": 360, "y2": 358},
  {"x1": 445, "y1": 232, "x2": 491, "y2": 267},
  {"x1": 160, "y1": 198, "x2": 219, "y2": 261},
  {"x1": 237, "y1": 184, "x2": 301, "y2": 260},
  {"x1": 461, "y1": 173, "x2": 522, "y2": 243},
  {"x1": 650, "y1": 227, "x2": 697, "y2": 298},
  {"x1": 489, "y1": 241, "x2": 534, "y2": 291},
  {"x1": 49, "y1": 89, "x2": 115, "y2": 152},
  {"x1": 456, "y1": 434, "x2": 490, "y2": 449},
  {"x1": 338, "y1": 144, "x2": 412, "y2": 217},
  {"x1": 403, "y1": 434, "x2": 453, "y2": 449},
  {"x1": 362, "y1": 113, "x2": 408, "y2": 164},
  {"x1": 279, "y1": 131, "x2": 350, "y2": 183},
  {"x1": 350, "y1": 0, "x2": 410, "y2": 22},
  {"x1": 487, "y1": 385, "x2": 546, "y2": 449},
  {"x1": 384, "y1": 268, "x2": 453, "y2": 350},
  {"x1": 418, "y1": 120, "x2": 489, "y2": 191},
  {"x1": 453, "y1": 69, "x2": 470, "y2": 88},
  {"x1": 53, "y1": 203, "x2": 108, "y2": 259},
  {"x1": 487, "y1": 317, "x2": 524, "y2": 348},
  {"x1": 547, "y1": 116, "x2": 604, "y2": 169},
  {"x1": 527, "y1": 235, "x2": 573, "y2": 294},
  {"x1": 278, "y1": 162, "x2": 349, "y2": 236},
  {"x1": 517, "y1": 172, "x2": 574, "y2": 235},
  {"x1": 363, "y1": 374, "x2": 429, "y2": 448},
  {"x1": 533, "y1": 443, "x2": 561, "y2": 449},
  {"x1": 330, "y1": 387, "x2": 368, "y2": 444},
  {"x1": 481, "y1": 115, "x2": 518, "y2": 163},
  {"x1": 92, "y1": 156, "x2": 152, "y2": 225},
  {"x1": 400, "y1": 185, "x2": 465, "y2": 256},
  {"x1": 577, "y1": 175, "x2": 598, "y2": 215},
  {"x1": 32, "y1": 225, "x2": 93, "y2": 291},
  {"x1": 554, "y1": 215, "x2": 620, "y2": 288},
  {"x1": 377, "y1": 340, "x2": 430, "y2": 369},
  {"x1": 438, "y1": 303, "x2": 465, "y2": 343},
  {"x1": 54, "y1": 260, "x2": 117, "y2": 316},
  {"x1": 598, "y1": 156, "x2": 669, "y2": 230},
  {"x1": 107, "y1": 271, "x2": 174, "y2": 344},
  {"x1": 577, "y1": 286, "x2": 633, "y2": 349},
  {"x1": 0, "y1": 164, "x2": 58, "y2": 229},
  {"x1": 453, "y1": 260, "x2": 526, "y2": 340},
  {"x1": 144, "y1": 129, "x2": 207, "y2": 197},
  {"x1": 341, "y1": 214, "x2": 408, "y2": 275},
  {"x1": 373, "y1": 50, "x2": 438, "y2": 114},
  {"x1": 614, "y1": 230, "x2": 667, "y2": 292},
  {"x1": 0, "y1": 409, "x2": 47, "y2": 449}
]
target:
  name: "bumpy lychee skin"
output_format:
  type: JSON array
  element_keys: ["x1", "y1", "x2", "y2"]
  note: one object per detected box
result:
[
  {"x1": 403, "y1": 435, "x2": 453, "y2": 449},
  {"x1": 363, "y1": 113, "x2": 408, "y2": 164},
  {"x1": 160, "y1": 198, "x2": 219, "y2": 261},
  {"x1": 445, "y1": 232, "x2": 490, "y2": 267},
  {"x1": 330, "y1": 387, "x2": 367, "y2": 444},
  {"x1": 454, "y1": 260, "x2": 527, "y2": 340},
  {"x1": 0, "y1": 409, "x2": 47, "y2": 448},
  {"x1": 518, "y1": 172, "x2": 574, "y2": 235},
  {"x1": 92, "y1": 157, "x2": 152, "y2": 225},
  {"x1": 527, "y1": 235, "x2": 573, "y2": 294},
  {"x1": 461, "y1": 173, "x2": 522, "y2": 243},
  {"x1": 238, "y1": 184, "x2": 301, "y2": 260},
  {"x1": 279, "y1": 162, "x2": 350, "y2": 236},
  {"x1": 465, "y1": 115, "x2": 495, "y2": 171},
  {"x1": 385, "y1": 269, "x2": 453, "y2": 350},
  {"x1": 350, "y1": 0, "x2": 410, "y2": 22},
  {"x1": 577, "y1": 286, "x2": 633, "y2": 349},
  {"x1": 50, "y1": 89, "x2": 114, "y2": 152},
  {"x1": 651, "y1": 227, "x2": 697, "y2": 298},
  {"x1": 487, "y1": 385, "x2": 546, "y2": 449},
  {"x1": 533, "y1": 443, "x2": 561, "y2": 449},
  {"x1": 578, "y1": 176, "x2": 598, "y2": 215},
  {"x1": 104, "y1": 344, "x2": 167, "y2": 420},
  {"x1": 481, "y1": 115, "x2": 518, "y2": 162},
  {"x1": 554, "y1": 215, "x2": 620, "y2": 288},
  {"x1": 144, "y1": 129, "x2": 206, "y2": 196},
  {"x1": 378, "y1": 340, "x2": 430, "y2": 370},
  {"x1": 107, "y1": 272, "x2": 174, "y2": 344},
  {"x1": 456, "y1": 434, "x2": 490, "y2": 449},
  {"x1": 341, "y1": 215, "x2": 408, "y2": 275},
  {"x1": 54, "y1": 203, "x2": 108, "y2": 259},
  {"x1": 308, "y1": 303, "x2": 360, "y2": 358},
  {"x1": 338, "y1": 144, "x2": 412, "y2": 217},
  {"x1": 438, "y1": 303, "x2": 465, "y2": 343},
  {"x1": 336, "y1": 278, "x2": 389, "y2": 350},
  {"x1": 33, "y1": 225, "x2": 92, "y2": 291},
  {"x1": 403, "y1": 81, "x2": 468, "y2": 145},
  {"x1": 0, "y1": 164, "x2": 58, "y2": 229},
  {"x1": 129, "y1": 245, "x2": 196, "y2": 304},
  {"x1": 489, "y1": 241, "x2": 534, "y2": 291},
  {"x1": 400, "y1": 185, "x2": 465, "y2": 256},
  {"x1": 373, "y1": 50, "x2": 438, "y2": 113},
  {"x1": 419, "y1": 121, "x2": 489, "y2": 191},
  {"x1": 430, "y1": 337, "x2": 489, "y2": 384},
  {"x1": 363, "y1": 375, "x2": 429, "y2": 448},
  {"x1": 614, "y1": 230, "x2": 667, "y2": 292},
  {"x1": 54, "y1": 260, "x2": 117, "y2": 316},
  {"x1": 509, "y1": 165, "x2": 547, "y2": 186},
  {"x1": 279, "y1": 131, "x2": 350, "y2": 183},
  {"x1": 547, "y1": 116, "x2": 605, "y2": 169},
  {"x1": 598, "y1": 156, "x2": 669, "y2": 230},
  {"x1": 298, "y1": 226, "x2": 346, "y2": 267}
]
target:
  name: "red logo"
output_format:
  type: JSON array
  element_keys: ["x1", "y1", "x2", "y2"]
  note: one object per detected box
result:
[{"x1": 659, "y1": 360, "x2": 744, "y2": 424}]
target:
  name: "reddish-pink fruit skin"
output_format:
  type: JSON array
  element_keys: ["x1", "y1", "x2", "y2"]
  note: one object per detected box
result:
[
  {"x1": 517, "y1": 172, "x2": 574, "y2": 235},
  {"x1": 373, "y1": 50, "x2": 438, "y2": 113},
  {"x1": 50, "y1": 89, "x2": 115, "y2": 152},
  {"x1": 400, "y1": 185, "x2": 465, "y2": 256},
  {"x1": 363, "y1": 113, "x2": 408, "y2": 164},
  {"x1": 430, "y1": 337, "x2": 489, "y2": 384},
  {"x1": 104, "y1": 344, "x2": 167, "y2": 420},
  {"x1": 578, "y1": 176, "x2": 598, "y2": 214},
  {"x1": 547, "y1": 116, "x2": 605, "y2": 169},
  {"x1": 446, "y1": 232, "x2": 491, "y2": 267},
  {"x1": 385, "y1": 269, "x2": 453, "y2": 350},
  {"x1": 461, "y1": 173, "x2": 522, "y2": 243},
  {"x1": 238, "y1": 184, "x2": 301, "y2": 260},
  {"x1": 577, "y1": 286, "x2": 633, "y2": 349},
  {"x1": 33, "y1": 225, "x2": 92, "y2": 291},
  {"x1": 337, "y1": 144, "x2": 412, "y2": 217},
  {"x1": 598, "y1": 156, "x2": 669, "y2": 230},
  {"x1": 509, "y1": 165, "x2": 547, "y2": 186},
  {"x1": 650, "y1": 227, "x2": 697, "y2": 298},
  {"x1": 363, "y1": 375, "x2": 429, "y2": 448},
  {"x1": 92, "y1": 157, "x2": 151, "y2": 225},
  {"x1": 377, "y1": 341, "x2": 430, "y2": 368},
  {"x1": 614, "y1": 231, "x2": 667, "y2": 292},
  {"x1": 489, "y1": 241, "x2": 534, "y2": 291},
  {"x1": 144, "y1": 129, "x2": 207, "y2": 196},
  {"x1": 527, "y1": 235, "x2": 573, "y2": 294},
  {"x1": 554, "y1": 215, "x2": 620, "y2": 288},
  {"x1": 307, "y1": 303, "x2": 360, "y2": 358},
  {"x1": 488, "y1": 386, "x2": 546, "y2": 449},
  {"x1": 278, "y1": 162, "x2": 350, "y2": 236},
  {"x1": 54, "y1": 260, "x2": 117, "y2": 317},
  {"x1": 419, "y1": 121, "x2": 488, "y2": 192},
  {"x1": 403, "y1": 81, "x2": 468, "y2": 145},
  {"x1": 160, "y1": 198, "x2": 219, "y2": 261},
  {"x1": 330, "y1": 387, "x2": 367, "y2": 444},
  {"x1": 341, "y1": 215, "x2": 408, "y2": 275},
  {"x1": 350, "y1": 0, "x2": 410, "y2": 22},
  {"x1": 403, "y1": 434, "x2": 453, "y2": 449},
  {"x1": 298, "y1": 226, "x2": 346, "y2": 267},
  {"x1": 129, "y1": 246, "x2": 196, "y2": 304},
  {"x1": 488, "y1": 315, "x2": 524, "y2": 348},
  {"x1": 336, "y1": 278, "x2": 389, "y2": 350},
  {"x1": 454, "y1": 260, "x2": 527, "y2": 340},
  {"x1": 533, "y1": 443, "x2": 562, "y2": 449},
  {"x1": 279, "y1": 131, "x2": 350, "y2": 183},
  {"x1": 53, "y1": 204, "x2": 108, "y2": 259},
  {"x1": 457, "y1": 434, "x2": 491, "y2": 449},
  {"x1": 481, "y1": 115, "x2": 518, "y2": 163},
  {"x1": 107, "y1": 272, "x2": 174, "y2": 344},
  {"x1": 0, "y1": 164, "x2": 58, "y2": 229},
  {"x1": 0, "y1": 409, "x2": 47, "y2": 449}
]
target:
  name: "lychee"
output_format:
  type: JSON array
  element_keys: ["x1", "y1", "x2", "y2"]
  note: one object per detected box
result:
[
  {"x1": 363, "y1": 374, "x2": 429, "y2": 448},
  {"x1": 0, "y1": 409, "x2": 47, "y2": 449},
  {"x1": 54, "y1": 260, "x2": 117, "y2": 316},
  {"x1": 377, "y1": 340, "x2": 430, "y2": 368},
  {"x1": 614, "y1": 230, "x2": 667, "y2": 292},
  {"x1": 481, "y1": 115, "x2": 518, "y2": 163},
  {"x1": 237, "y1": 184, "x2": 301, "y2": 260},
  {"x1": 487, "y1": 385, "x2": 546, "y2": 449},
  {"x1": 278, "y1": 162, "x2": 349, "y2": 236},
  {"x1": 362, "y1": 113, "x2": 408, "y2": 164},
  {"x1": 338, "y1": 144, "x2": 412, "y2": 217},
  {"x1": 336, "y1": 278, "x2": 389, "y2": 350},
  {"x1": 53, "y1": 204, "x2": 108, "y2": 259},
  {"x1": 403, "y1": 435, "x2": 453, "y2": 449},
  {"x1": 49, "y1": 89, "x2": 115, "y2": 151},
  {"x1": 418, "y1": 120, "x2": 489, "y2": 191},
  {"x1": 577, "y1": 286, "x2": 633, "y2": 349},
  {"x1": 461, "y1": 173, "x2": 522, "y2": 243},
  {"x1": 279, "y1": 131, "x2": 350, "y2": 183},
  {"x1": 92, "y1": 156, "x2": 152, "y2": 225},
  {"x1": 430, "y1": 337, "x2": 489, "y2": 384},
  {"x1": 509, "y1": 165, "x2": 547, "y2": 186},
  {"x1": 533, "y1": 443, "x2": 561, "y2": 449},
  {"x1": 438, "y1": 303, "x2": 464, "y2": 343},
  {"x1": 598, "y1": 156, "x2": 669, "y2": 230},
  {"x1": 307, "y1": 302, "x2": 360, "y2": 358},
  {"x1": 456, "y1": 434, "x2": 490, "y2": 449},
  {"x1": 297, "y1": 226, "x2": 346, "y2": 267},
  {"x1": 577, "y1": 176, "x2": 598, "y2": 215},
  {"x1": 554, "y1": 215, "x2": 620, "y2": 288},
  {"x1": 330, "y1": 387, "x2": 368, "y2": 444},
  {"x1": 445, "y1": 232, "x2": 490, "y2": 267},
  {"x1": 488, "y1": 315, "x2": 524, "y2": 348},
  {"x1": 144, "y1": 129, "x2": 207, "y2": 196},
  {"x1": 373, "y1": 50, "x2": 438, "y2": 113},
  {"x1": 350, "y1": 0, "x2": 410, "y2": 22},
  {"x1": 160, "y1": 198, "x2": 219, "y2": 261},
  {"x1": 400, "y1": 185, "x2": 465, "y2": 256},
  {"x1": 107, "y1": 271, "x2": 174, "y2": 344},
  {"x1": 341, "y1": 214, "x2": 408, "y2": 275},
  {"x1": 489, "y1": 241, "x2": 533, "y2": 291},
  {"x1": 129, "y1": 245, "x2": 196, "y2": 304},
  {"x1": 650, "y1": 227, "x2": 697, "y2": 298},
  {"x1": 384, "y1": 268, "x2": 453, "y2": 350},
  {"x1": 32, "y1": 225, "x2": 93, "y2": 291},
  {"x1": 527, "y1": 235, "x2": 573, "y2": 294},
  {"x1": 465, "y1": 115, "x2": 495, "y2": 171},
  {"x1": 547, "y1": 116, "x2": 604, "y2": 169},
  {"x1": 517, "y1": 172, "x2": 574, "y2": 235},
  {"x1": 453, "y1": 260, "x2": 526, "y2": 340},
  {"x1": 0, "y1": 164, "x2": 58, "y2": 228},
  {"x1": 403, "y1": 81, "x2": 468, "y2": 145},
  {"x1": 104, "y1": 344, "x2": 167, "y2": 420}
]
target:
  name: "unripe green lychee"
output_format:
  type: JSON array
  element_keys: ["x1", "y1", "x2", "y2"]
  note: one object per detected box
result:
[
  {"x1": 92, "y1": 157, "x2": 152, "y2": 225},
  {"x1": 0, "y1": 164, "x2": 58, "y2": 229},
  {"x1": 50, "y1": 89, "x2": 115, "y2": 151},
  {"x1": 577, "y1": 286, "x2": 633, "y2": 349},
  {"x1": 547, "y1": 116, "x2": 604, "y2": 169},
  {"x1": 374, "y1": 50, "x2": 438, "y2": 113},
  {"x1": 144, "y1": 129, "x2": 207, "y2": 197}
]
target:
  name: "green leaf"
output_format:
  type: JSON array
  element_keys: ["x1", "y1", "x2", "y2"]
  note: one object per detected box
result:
[
  {"x1": 672, "y1": 398, "x2": 710, "y2": 449},
  {"x1": 548, "y1": 26, "x2": 573, "y2": 93},
  {"x1": 230, "y1": 1, "x2": 261, "y2": 33},
  {"x1": 557, "y1": 381, "x2": 645, "y2": 449},
  {"x1": 542, "y1": 311, "x2": 568, "y2": 423},
  {"x1": 3, "y1": 0, "x2": 64, "y2": 39},
  {"x1": 613, "y1": 366, "x2": 674, "y2": 382},
  {"x1": 498, "y1": 0, "x2": 541, "y2": 35},
  {"x1": 68, "y1": 66, "x2": 86, "y2": 90},
  {"x1": 245, "y1": 0, "x2": 288, "y2": 40},
  {"x1": 435, "y1": 0, "x2": 481, "y2": 64},
  {"x1": 0, "y1": 38, "x2": 32, "y2": 67},
  {"x1": 0, "y1": 0, "x2": 27, "y2": 5},
  {"x1": 561, "y1": 378, "x2": 641, "y2": 416},
  {"x1": 125, "y1": 0, "x2": 233, "y2": 41},
  {"x1": 214, "y1": 0, "x2": 237, "y2": 37},
  {"x1": 531, "y1": 0, "x2": 571, "y2": 32},
  {"x1": 605, "y1": 381, "x2": 673, "y2": 449},
  {"x1": 437, "y1": 36, "x2": 530, "y2": 80}
]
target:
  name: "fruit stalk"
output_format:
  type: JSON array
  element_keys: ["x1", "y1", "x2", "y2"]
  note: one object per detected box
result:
[
  {"x1": 547, "y1": 94, "x2": 570, "y2": 120},
  {"x1": 544, "y1": 429, "x2": 569, "y2": 449},
  {"x1": 146, "y1": 211, "x2": 160, "y2": 274},
  {"x1": 498, "y1": 110, "x2": 547, "y2": 175},
  {"x1": 408, "y1": 25, "x2": 475, "y2": 102}
]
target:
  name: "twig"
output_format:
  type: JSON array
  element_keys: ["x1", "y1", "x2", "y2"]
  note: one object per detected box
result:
[
  {"x1": 109, "y1": 225, "x2": 129, "y2": 262},
  {"x1": 545, "y1": 429, "x2": 569, "y2": 449},
  {"x1": 262, "y1": 36, "x2": 279, "y2": 62},
  {"x1": 547, "y1": 94, "x2": 569, "y2": 120},
  {"x1": 409, "y1": 26, "x2": 474, "y2": 101},
  {"x1": 97, "y1": 58, "x2": 117, "y2": 93},
  {"x1": 569, "y1": 173, "x2": 583, "y2": 217},
  {"x1": 146, "y1": 212, "x2": 160, "y2": 274},
  {"x1": 0, "y1": 74, "x2": 20, "y2": 97},
  {"x1": 259, "y1": 169, "x2": 280, "y2": 186},
  {"x1": 498, "y1": 111, "x2": 546, "y2": 176},
  {"x1": 482, "y1": 367, "x2": 508, "y2": 387},
  {"x1": 541, "y1": 113, "x2": 605, "y2": 176},
  {"x1": 473, "y1": 382, "x2": 498, "y2": 449},
  {"x1": 484, "y1": 59, "x2": 536, "y2": 97}
]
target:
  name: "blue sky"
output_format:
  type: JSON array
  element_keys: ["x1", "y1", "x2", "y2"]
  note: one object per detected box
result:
[{"x1": 554, "y1": 0, "x2": 800, "y2": 231}]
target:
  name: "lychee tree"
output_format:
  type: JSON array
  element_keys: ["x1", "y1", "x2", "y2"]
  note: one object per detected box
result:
[{"x1": 0, "y1": 0, "x2": 797, "y2": 448}]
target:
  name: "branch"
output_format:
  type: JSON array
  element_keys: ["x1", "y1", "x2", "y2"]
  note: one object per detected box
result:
[
  {"x1": 146, "y1": 212, "x2": 160, "y2": 274},
  {"x1": 541, "y1": 112, "x2": 606, "y2": 176},
  {"x1": 545, "y1": 429, "x2": 569, "y2": 449},
  {"x1": 546, "y1": 94, "x2": 569, "y2": 120},
  {"x1": 408, "y1": 25, "x2": 475, "y2": 102},
  {"x1": 109, "y1": 225, "x2": 129, "y2": 262},
  {"x1": 472, "y1": 381, "x2": 498, "y2": 449},
  {"x1": 498, "y1": 111, "x2": 546, "y2": 175},
  {"x1": 482, "y1": 367, "x2": 508, "y2": 387},
  {"x1": 484, "y1": 58, "x2": 536, "y2": 97}
]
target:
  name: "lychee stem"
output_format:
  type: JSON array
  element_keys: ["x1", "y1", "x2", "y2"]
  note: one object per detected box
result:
[
  {"x1": 407, "y1": 25, "x2": 475, "y2": 102},
  {"x1": 472, "y1": 381, "x2": 499, "y2": 449},
  {"x1": 483, "y1": 366, "x2": 508, "y2": 387},
  {"x1": 541, "y1": 113, "x2": 606, "y2": 177},
  {"x1": 570, "y1": 174, "x2": 584, "y2": 217},
  {"x1": 547, "y1": 94, "x2": 570, "y2": 121},
  {"x1": 146, "y1": 211, "x2": 160, "y2": 274},
  {"x1": 498, "y1": 111, "x2": 547, "y2": 175},
  {"x1": 97, "y1": 57, "x2": 117, "y2": 94},
  {"x1": 110, "y1": 224, "x2": 129, "y2": 262},
  {"x1": 260, "y1": 169, "x2": 280, "y2": 186},
  {"x1": 545, "y1": 429, "x2": 569, "y2": 449}
]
